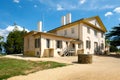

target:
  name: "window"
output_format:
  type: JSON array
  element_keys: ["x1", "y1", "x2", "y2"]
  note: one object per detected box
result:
[
  {"x1": 46, "y1": 39, "x2": 50, "y2": 48},
  {"x1": 35, "y1": 39, "x2": 37, "y2": 48},
  {"x1": 94, "y1": 30, "x2": 97, "y2": 36},
  {"x1": 86, "y1": 40, "x2": 91, "y2": 49},
  {"x1": 101, "y1": 43, "x2": 104, "y2": 49},
  {"x1": 101, "y1": 33, "x2": 104, "y2": 38},
  {"x1": 64, "y1": 30, "x2": 67, "y2": 35},
  {"x1": 71, "y1": 28, "x2": 74, "y2": 33},
  {"x1": 35, "y1": 38, "x2": 41, "y2": 48},
  {"x1": 56, "y1": 40, "x2": 62, "y2": 48},
  {"x1": 78, "y1": 43, "x2": 81, "y2": 48},
  {"x1": 87, "y1": 27, "x2": 90, "y2": 34},
  {"x1": 72, "y1": 44, "x2": 75, "y2": 49}
]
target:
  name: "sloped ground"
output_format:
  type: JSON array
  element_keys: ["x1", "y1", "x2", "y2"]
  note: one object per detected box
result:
[{"x1": 5, "y1": 54, "x2": 120, "y2": 80}]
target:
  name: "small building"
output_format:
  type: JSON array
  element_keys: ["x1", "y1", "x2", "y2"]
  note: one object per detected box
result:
[{"x1": 24, "y1": 14, "x2": 107, "y2": 57}]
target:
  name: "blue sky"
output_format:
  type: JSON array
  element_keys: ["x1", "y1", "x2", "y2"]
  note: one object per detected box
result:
[{"x1": 0, "y1": 0, "x2": 120, "y2": 37}]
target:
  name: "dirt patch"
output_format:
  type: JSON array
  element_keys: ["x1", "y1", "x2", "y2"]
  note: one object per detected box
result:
[{"x1": 7, "y1": 55, "x2": 120, "y2": 80}]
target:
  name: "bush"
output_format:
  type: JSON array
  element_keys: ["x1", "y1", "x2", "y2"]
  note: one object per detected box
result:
[
  {"x1": 110, "y1": 46, "x2": 118, "y2": 52},
  {"x1": 78, "y1": 54, "x2": 92, "y2": 64}
]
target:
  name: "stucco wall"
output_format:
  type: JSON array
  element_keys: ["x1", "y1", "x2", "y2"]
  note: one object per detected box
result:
[
  {"x1": 82, "y1": 24, "x2": 105, "y2": 54},
  {"x1": 39, "y1": 34, "x2": 73, "y2": 57},
  {"x1": 56, "y1": 24, "x2": 79, "y2": 39},
  {"x1": 24, "y1": 34, "x2": 35, "y2": 56}
]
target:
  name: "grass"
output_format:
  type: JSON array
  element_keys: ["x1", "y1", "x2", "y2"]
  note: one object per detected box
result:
[{"x1": 0, "y1": 57, "x2": 66, "y2": 80}]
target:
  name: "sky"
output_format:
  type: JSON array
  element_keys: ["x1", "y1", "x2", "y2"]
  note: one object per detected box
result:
[{"x1": 0, "y1": 0, "x2": 120, "y2": 38}]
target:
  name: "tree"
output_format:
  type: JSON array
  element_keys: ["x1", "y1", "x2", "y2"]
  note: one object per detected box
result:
[
  {"x1": 106, "y1": 24, "x2": 120, "y2": 47},
  {"x1": 0, "y1": 36, "x2": 4, "y2": 53},
  {"x1": 4, "y1": 27, "x2": 27, "y2": 54}
]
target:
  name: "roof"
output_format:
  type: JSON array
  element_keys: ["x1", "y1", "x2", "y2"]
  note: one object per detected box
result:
[
  {"x1": 24, "y1": 31, "x2": 37, "y2": 37},
  {"x1": 48, "y1": 16, "x2": 107, "y2": 33},
  {"x1": 32, "y1": 31, "x2": 77, "y2": 40}
]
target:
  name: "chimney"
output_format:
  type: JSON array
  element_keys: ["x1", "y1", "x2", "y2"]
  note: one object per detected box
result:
[
  {"x1": 38, "y1": 21, "x2": 42, "y2": 32},
  {"x1": 61, "y1": 16, "x2": 66, "y2": 25},
  {"x1": 66, "y1": 13, "x2": 71, "y2": 24}
]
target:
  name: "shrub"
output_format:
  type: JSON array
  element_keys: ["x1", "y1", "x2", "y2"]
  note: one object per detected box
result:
[
  {"x1": 78, "y1": 54, "x2": 92, "y2": 64},
  {"x1": 110, "y1": 46, "x2": 118, "y2": 52}
]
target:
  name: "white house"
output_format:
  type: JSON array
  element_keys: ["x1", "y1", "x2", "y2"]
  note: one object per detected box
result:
[{"x1": 24, "y1": 14, "x2": 107, "y2": 57}]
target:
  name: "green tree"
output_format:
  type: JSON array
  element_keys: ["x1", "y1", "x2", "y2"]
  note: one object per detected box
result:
[
  {"x1": 0, "y1": 36, "x2": 4, "y2": 53},
  {"x1": 106, "y1": 24, "x2": 120, "y2": 47},
  {"x1": 4, "y1": 27, "x2": 27, "y2": 54}
]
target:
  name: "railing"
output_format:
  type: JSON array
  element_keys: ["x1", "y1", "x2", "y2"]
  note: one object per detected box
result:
[{"x1": 62, "y1": 47, "x2": 75, "y2": 56}]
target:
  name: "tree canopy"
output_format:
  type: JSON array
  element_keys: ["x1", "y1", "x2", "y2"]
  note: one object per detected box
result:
[
  {"x1": 0, "y1": 36, "x2": 4, "y2": 53},
  {"x1": 4, "y1": 28, "x2": 27, "y2": 54},
  {"x1": 106, "y1": 24, "x2": 120, "y2": 47}
]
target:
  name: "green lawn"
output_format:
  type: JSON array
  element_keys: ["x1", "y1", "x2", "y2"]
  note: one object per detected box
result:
[{"x1": 0, "y1": 57, "x2": 66, "y2": 80}]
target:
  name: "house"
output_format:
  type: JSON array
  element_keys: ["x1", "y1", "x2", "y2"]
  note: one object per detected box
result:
[{"x1": 24, "y1": 14, "x2": 107, "y2": 57}]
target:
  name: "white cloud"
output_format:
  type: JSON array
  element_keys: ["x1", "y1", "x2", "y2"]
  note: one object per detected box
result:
[
  {"x1": 100, "y1": 5, "x2": 115, "y2": 10},
  {"x1": 0, "y1": 25, "x2": 29, "y2": 38},
  {"x1": 105, "y1": 12, "x2": 113, "y2": 17},
  {"x1": 114, "y1": 7, "x2": 120, "y2": 13},
  {"x1": 56, "y1": 4, "x2": 64, "y2": 11},
  {"x1": 118, "y1": 18, "x2": 120, "y2": 21},
  {"x1": 34, "y1": 5, "x2": 38, "y2": 8},
  {"x1": 79, "y1": 0, "x2": 86, "y2": 4},
  {"x1": 13, "y1": 0, "x2": 20, "y2": 3}
]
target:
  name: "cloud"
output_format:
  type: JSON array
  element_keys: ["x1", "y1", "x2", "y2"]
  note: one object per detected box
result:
[
  {"x1": 0, "y1": 25, "x2": 29, "y2": 38},
  {"x1": 79, "y1": 0, "x2": 86, "y2": 4},
  {"x1": 114, "y1": 7, "x2": 120, "y2": 13},
  {"x1": 100, "y1": 5, "x2": 115, "y2": 10},
  {"x1": 34, "y1": 5, "x2": 38, "y2": 8},
  {"x1": 13, "y1": 0, "x2": 20, "y2": 3},
  {"x1": 118, "y1": 18, "x2": 120, "y2": 21},
  {"x1": 105, "y1": 12, "x2": 113, "y2": 17},
  {"x1": 56, "y1": 4, "x2": 64, "y2": 11}
]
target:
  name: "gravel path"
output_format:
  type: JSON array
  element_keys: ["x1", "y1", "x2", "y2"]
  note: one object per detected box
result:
[{"x1": 5, "y1": 54, "x2": 120, "y2": 80}]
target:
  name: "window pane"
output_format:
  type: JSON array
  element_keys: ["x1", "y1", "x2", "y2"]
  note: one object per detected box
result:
[
  {"x1": 87, "y1": 27, "x2": 90, "y2": 33},
  {"x1": 56, "y1": 40, "x2": 62, "y2": 48},
  {"x1": 64, "y1": 30, "x2": 67, "y2": 35},
  {"x1": 94, "y1": 30, "x2": 97, "y2": 36},
  {"x1": 46, "y1": 39, "x2": 50, "y2": 48},
  {"x1": 71, "y1": 28, "x2": 74, "y2": 33}
]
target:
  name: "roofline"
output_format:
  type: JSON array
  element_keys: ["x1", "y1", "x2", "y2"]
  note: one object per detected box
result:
[
  {"x1": 33, "y1": 32, "x2": 77, "y2": 40},
  {"x1": 24, "y1": 31, "x2": 37, "y2": 37},
  {"x1": 48, "y1": 16, "x2": 107, "y2": 33},
  {"x1": 48, "y1": 19, "x2": 83, "y2": 33}
]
